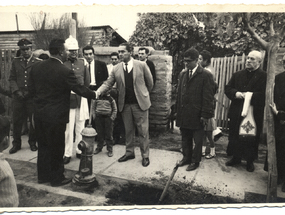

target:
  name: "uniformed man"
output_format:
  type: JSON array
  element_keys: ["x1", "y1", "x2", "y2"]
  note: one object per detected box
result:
[
  {"x1": 63, "y1": 36, "x2": 89, "y2": 164},
  {"x1": 8, "y1": 38, "x2": 41, "y2": 154}
]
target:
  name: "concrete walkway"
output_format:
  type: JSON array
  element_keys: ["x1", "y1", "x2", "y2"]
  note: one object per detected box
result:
[{"x1": 3, "y1": 133, "x2": 285, "y2": 203}]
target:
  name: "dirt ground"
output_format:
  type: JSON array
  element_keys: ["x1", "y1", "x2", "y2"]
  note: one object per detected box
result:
[{"x1": 9, "y1": 127, "x2": 276, "y2": 207}]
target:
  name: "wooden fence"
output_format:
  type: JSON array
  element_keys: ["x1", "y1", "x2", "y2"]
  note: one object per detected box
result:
[
  {"x1": 212, "y1": 54, "x2": 246, "y2": 130},
  {"x1": 0, "y1": 49, "x2": 250, "y2": 131},
  {"x1": 0, "y1": 49, "x2": 18, "y2": 119}
]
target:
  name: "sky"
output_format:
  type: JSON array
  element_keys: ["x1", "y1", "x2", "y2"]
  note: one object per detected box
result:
[{"x1": 0, "y1": 7, "x2": 141, "y2": 41}]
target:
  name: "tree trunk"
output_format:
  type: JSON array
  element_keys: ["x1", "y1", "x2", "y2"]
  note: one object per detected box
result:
[{"x1": 266, "y1": 42, "x2": 278, "y2": 202}]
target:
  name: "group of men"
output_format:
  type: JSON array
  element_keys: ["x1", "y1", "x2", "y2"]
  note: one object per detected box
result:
[
  {"x1": 8, "y1": 37, "x2": 156, "y2": 186},
  {"x1": 5, "y1": 33, "x2": 270, "y2": 188},
  {"x1": 175, "y1": 48, "x2": 266, "y2": 174}
]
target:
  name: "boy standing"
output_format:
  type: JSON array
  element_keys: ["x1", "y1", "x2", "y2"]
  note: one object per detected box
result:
[{"x1": 93, "y1": 91, "x2": 117, "y2": 157}]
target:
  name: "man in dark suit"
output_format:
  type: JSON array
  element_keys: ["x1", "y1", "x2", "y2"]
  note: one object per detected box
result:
[
  {"x1": 96, "y1": 42, "x2": 153, "y2": 167},
  {"x1": 8, "y1": 39, "x2": 41, "y2": 154},
  {"x1": 82, "y1": 45, "x2": 109, "y2": 91},
  {"x1": 176, "y1": 48, "x2": 216, "y2": 171},
  {"x1": 28, "y1": 39, "x2": 96, "y2": 187},
  {"x1": 138, "y1": 47, "x2": 156, "y2": 85},
  {"x1": 82, "y1": 45, "x2": 109, "y2": 135},
  {"x1": 225, "y1": 50, "x2": 266, "y2": 172}
]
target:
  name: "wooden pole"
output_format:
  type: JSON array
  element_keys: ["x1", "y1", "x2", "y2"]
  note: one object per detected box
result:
[
  {"x1": 15, "y1": 13, "x2": 19, "y2": 35},
  {"x1": 266, "y1": 43, "x2": 278, "y2": 202}
]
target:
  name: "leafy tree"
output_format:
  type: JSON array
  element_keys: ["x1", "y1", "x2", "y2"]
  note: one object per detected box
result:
[{"x1": 130, "y1": 13, "x2": 200, "y2": 84}]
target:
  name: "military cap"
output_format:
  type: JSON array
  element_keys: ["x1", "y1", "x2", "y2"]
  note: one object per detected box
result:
[{"x1": 17, "y1": 38, "x2": 32, "y2": 47}]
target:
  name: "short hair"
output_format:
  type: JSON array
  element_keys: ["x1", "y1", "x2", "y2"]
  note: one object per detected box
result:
[
  {"x1": 82, "y1": 45, "x2": 95, "y2": 55},
  {"x1": 119, "y1": 42, "x2": 134, "y2": 53},
  {"x1": 110, "y1": 52, "x2": 119, "y2": 58},
  {"x1": 200, "y1": 50, "x2": 212, "y2": 65},
  {"x1": 183, "y1": 48, "x2": 199, "y2": 60},
  {"x1": 138, "y1": 47, "x2": 150, "y2": 55},
  {"x1": 38, "y1": 53, "x2": 50, "y2": 60},
  {"x1": 49, "y1": 39, "x2": 65, "y2": 55}
]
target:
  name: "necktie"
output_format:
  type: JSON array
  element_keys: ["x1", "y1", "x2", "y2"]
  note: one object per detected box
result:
[
  {"x1": 86, "y1": 63, "x2": 91, "y2": 84},
  {"x1": 189, "y1": 70, "x2": 193, "y2": 79},
  {"x1": 125, "y1": 63, "x2": 128, "y2": 73},
  {"x1": 24, "y1": 59, "x2": 27, "y2": 67}
]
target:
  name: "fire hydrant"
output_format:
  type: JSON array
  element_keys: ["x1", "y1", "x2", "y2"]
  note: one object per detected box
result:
[{"x1": 72, "y1": 124, "x2": 98, "y2": 187}]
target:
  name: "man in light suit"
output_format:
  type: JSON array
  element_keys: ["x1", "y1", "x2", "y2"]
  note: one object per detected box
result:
[{"x1": 96, "y1": 42, "x2": 153, "y2": 167}]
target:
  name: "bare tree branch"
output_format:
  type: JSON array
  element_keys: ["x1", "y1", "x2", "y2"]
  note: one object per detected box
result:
[
  {"x1": 269, "y1": 19, "x2": 275, "y2": 37},
  {"x1": 243, "y1": 13, "x2": 268, "y2": 50}
]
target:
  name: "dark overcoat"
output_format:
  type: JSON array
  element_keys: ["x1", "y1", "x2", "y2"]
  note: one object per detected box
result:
[
  {"x1": 225, "y1": 68, "x2": 267, "y2": 156},
  {"x1": 176, "y1": 65, "x2": 216, "y2": 130},
  {"x1": 273, "y1": 71, "x2": 285, "y2": 181},
  {"x1": 28, "y1": 58, "x2": 95, "y2": 124}
]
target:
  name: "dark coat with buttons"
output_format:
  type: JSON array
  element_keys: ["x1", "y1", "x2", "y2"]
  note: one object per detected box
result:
[
  {"x1": 225, "y1": 68, "x2": 266, "y2": 125},
  {"x1": 9, "y1": 56, "x2": 42, "y2": 96},
  {"x1": 63, "y1": 58, "x2": 89, "y2": 108},
  {"x1": 225, "y1": 67, "x2": 266, "y2": 156},
  {"x1": 176, "y1": 65, "x2": 216, "y2": 130}
]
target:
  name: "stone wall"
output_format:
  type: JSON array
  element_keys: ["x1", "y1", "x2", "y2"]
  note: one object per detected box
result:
[{"x1": 94, "y1": 47, "x2": 173, "y2": 132}]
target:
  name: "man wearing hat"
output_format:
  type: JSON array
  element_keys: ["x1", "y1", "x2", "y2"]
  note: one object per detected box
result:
[
  {"x1": 63, "y1": 35, "x2": 89, "y2": 164},
  {"x1": 175, "y1": 48, "x2": 216, "y2": 171},
  {"x1": 8, "y1": 38, "x2": 41, "y2": 154}
]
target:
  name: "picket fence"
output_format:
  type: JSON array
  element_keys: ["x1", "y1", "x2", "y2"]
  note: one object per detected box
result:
[
  {"x1": 0, "y1": 49, "x2": 246, "y2": 130},
  {"x1": 211, "y1": 53, "x2": 246, "y2": 130}
]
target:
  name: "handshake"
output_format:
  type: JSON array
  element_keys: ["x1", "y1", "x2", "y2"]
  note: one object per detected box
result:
[{"x1": 93, "y1": 90, "x2": 100, "y2": 100}]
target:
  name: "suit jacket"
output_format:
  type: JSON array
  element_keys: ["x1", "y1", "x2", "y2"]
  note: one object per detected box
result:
[
  {"x1": 89, "y1": 60, "x2": 108, "y2": 90},
  {"x1": 176, "y1": 65, "x2": 216, "y2": 130},
  {"x1": 28, "y1": 57, "x2": 95, "y2": 124},
  {"x1": 146, "y1": 59, "x2": 156, "y2": 85},
  {"x1": 97, "y1": 59, "x2": 153, "y2": 112},
  {"x1": 9, "y1": 56, "x2": 42, "y2": 94}
]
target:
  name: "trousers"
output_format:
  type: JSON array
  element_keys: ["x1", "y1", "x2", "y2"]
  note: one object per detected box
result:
[
  {"x1": 121, "y1": 103, "x2": 149, "y2": 158},
  {"x1": 64, "y1": 107, "x2": 84, "y2": 157}
]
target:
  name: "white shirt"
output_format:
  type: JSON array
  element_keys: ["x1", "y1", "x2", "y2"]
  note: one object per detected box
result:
[
  {"x1": 89, "y1": 60, "x2": 96, "y2": 85},
  {"x1": 124, "y1": 58, "x2": 134, "y2": 73},
  {"x1": 190, "y1": 64, "x2": 198, "y2": 76}
]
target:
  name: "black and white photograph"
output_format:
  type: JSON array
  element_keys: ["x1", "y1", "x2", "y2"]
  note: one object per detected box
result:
[{"x1": 0, "y1": 1, "x2": 285, "y2": 213}]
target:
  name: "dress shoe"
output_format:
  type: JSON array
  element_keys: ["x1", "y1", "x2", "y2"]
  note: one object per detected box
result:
[
  {"x1": 225, "y1": 158, "x2": 241, "y2": 166},
  {"x1": 177, "y1": 159, "x2": 191, "y2": 167},
  {"x1": 9, "y1": 146, "x2": 21, "y2": 154},
  {"x1": 186, "y1": 162, "x2": 200, "y2": 171},
  {"x1": 50, "y1": 177, "x2": 72, "y2": 187},
  {"x1": 76, "y1": 153, "x2": 81, "y2": 159},
  {"x1": 107, "y1": 151, "x2": 113, "y2": 157},
  {"x1": 118, "y1": 154, "x2": 135, "y2": 162},
  {"x1": 142, "y1": 158, "x2": 150, "y2": 167},
  {"x1": 30, "y1": 145, "x2": 38, "y2": 151},
  {"x1": 246, "y1": 162, "x2": 255, "y2": 172},
  {"x1": 94, "y1": 148, "x2": 102, "y2": 155},
  {"x1": 63, "y1": 156, "x2": 71, "y2": 165},
  {"x1": 38, "y1": 179, "x2": 50, "y2": 184}
]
